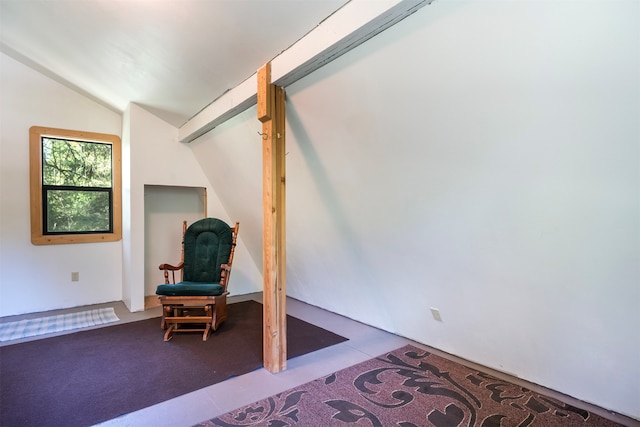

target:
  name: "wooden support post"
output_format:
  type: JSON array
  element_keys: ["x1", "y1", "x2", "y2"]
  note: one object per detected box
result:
[{"x1": 259, "y1": 63, "x2": 287, "y2": 373}]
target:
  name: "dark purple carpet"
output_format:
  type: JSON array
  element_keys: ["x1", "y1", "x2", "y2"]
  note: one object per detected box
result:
[
  {"x1": 0, "y1": 300, "x2": 347, "y2": 427},
  {"x1": 200, "y1": 345, "x2": 623, "y2": 427}
]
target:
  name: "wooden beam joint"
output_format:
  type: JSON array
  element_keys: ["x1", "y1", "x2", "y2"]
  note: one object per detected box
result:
[{"x1": 257, "y1": 63, "x2": 273, "y2": 123}]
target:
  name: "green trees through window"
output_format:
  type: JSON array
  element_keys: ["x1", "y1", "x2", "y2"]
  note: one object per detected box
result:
[
  {"x1": 30, "y1": 127, "x2": 122, "y2": 245},
  {"x1": 42, "y1": 138, "x2": 113, "y2": 233}
]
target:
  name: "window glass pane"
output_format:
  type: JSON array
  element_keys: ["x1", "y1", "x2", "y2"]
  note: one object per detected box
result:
[
  {"x1": 46, "y1": 190, "x2": 110, "y2": 233},
  {"x1": 42, "y1": 138, "x2": 112, "y2": 187}
]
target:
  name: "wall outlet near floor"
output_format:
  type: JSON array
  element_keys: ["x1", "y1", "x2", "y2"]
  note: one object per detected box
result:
[
  {"x1": 71, "y1": 272, "x2": 79, "y2": 282},
  {"x1": 430, "y1": 307, "x2": 442, "y2": 322}
]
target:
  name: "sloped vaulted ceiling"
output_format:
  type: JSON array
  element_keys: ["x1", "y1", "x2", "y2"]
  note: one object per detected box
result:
[{"x1": 0, "y1": 0, "x2": 348, "y2": 127}]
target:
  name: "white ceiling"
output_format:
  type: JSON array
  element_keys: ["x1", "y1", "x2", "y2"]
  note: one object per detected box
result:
[{"x1": 0, "y1": 0, "x2": 348, "y2": 127}]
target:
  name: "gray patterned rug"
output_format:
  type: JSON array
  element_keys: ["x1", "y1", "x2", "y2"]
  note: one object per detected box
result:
[
  {"x1": 0, "y1": 307, "x2": 118, "y2": 342},
  {"x1": 197, "y1": 344, "x2": 622, "y2": 427}
]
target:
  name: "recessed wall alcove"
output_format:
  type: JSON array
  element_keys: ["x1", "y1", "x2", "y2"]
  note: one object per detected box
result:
[{"x1": 143, "y1": 185, "x2": 206, "y2": 309}]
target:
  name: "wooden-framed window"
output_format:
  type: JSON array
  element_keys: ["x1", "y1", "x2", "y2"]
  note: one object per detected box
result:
[{"x1": 29, "y1": 126, "x2": 122, "y2": 245}]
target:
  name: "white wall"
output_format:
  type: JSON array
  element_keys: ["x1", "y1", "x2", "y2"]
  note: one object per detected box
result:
[
  {"x1": 0, "y1": 54, "x2": 261, "y2": 316},
  {"x1": 186, "y1": 109, "x2": 265, "y2": 298},
  {"x1": 190, "y1": 108, "x2": 264, "y2": 273},
  {"x1": 122, "y1": 104, "x2": 261, "y2": 311},
  {"x1": 0, "y1": 52, "x2": 124, "y2": 316},
  {"x1": 192, "y1": 0, "x2": 639, "y2": 419}
]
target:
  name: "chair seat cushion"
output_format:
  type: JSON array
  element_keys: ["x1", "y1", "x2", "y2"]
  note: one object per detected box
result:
[{"x1": 155, "y1": 282, "x2": 224, "y2": 296}]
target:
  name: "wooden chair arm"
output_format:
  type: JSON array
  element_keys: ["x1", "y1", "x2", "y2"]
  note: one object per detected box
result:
[
  {"x1": 159, "y1": 262, "x2": 183, "y2": 271},
  {"x1": 159, "y1": 262, "x2": 184, "y2": 284}
]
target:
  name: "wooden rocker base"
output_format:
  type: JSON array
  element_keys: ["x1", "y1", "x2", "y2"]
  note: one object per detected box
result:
[{"x1": 159, "y1": 293, "x2": 228, "y2": 341}]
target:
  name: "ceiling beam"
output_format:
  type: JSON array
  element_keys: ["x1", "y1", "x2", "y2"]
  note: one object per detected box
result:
[{"x1": 178, "y1": 0, "x2": 433, "y2": 143}]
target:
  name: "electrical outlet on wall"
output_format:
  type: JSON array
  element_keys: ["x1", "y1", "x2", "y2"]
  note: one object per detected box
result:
[
  {"x1": 430, "y1": 307, "x2": 442, "y2": 322},
  {"x1": 71, "y1": 272, "x2": 79, "y2": 282}
]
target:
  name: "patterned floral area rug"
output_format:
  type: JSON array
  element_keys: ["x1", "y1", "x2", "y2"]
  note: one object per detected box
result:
[{"x1": 196, "y1": 344, "x2": 622, "y2": 427}]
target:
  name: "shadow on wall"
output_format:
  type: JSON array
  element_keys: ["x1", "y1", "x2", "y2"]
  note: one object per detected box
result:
[
  {"x1": 287, "y1": 103, "x2": 367, "y2": 267},
  {"x1": 287, "y1": 103, "x2": 394, "y2": 327}
]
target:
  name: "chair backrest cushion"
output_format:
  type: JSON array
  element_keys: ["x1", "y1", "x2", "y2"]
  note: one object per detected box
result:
[{"x1": 183, "y1": 218, "x2": 232, "y2": 284}]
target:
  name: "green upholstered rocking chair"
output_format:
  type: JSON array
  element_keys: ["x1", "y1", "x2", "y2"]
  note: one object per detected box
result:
[{"x1": 155, "y1": 218, "x2": 239, "y2": 341}]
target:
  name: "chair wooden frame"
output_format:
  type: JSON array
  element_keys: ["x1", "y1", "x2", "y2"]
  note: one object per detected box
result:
[{"x1": 158, "y1": 220, "x2": 239, "y2": 341}]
